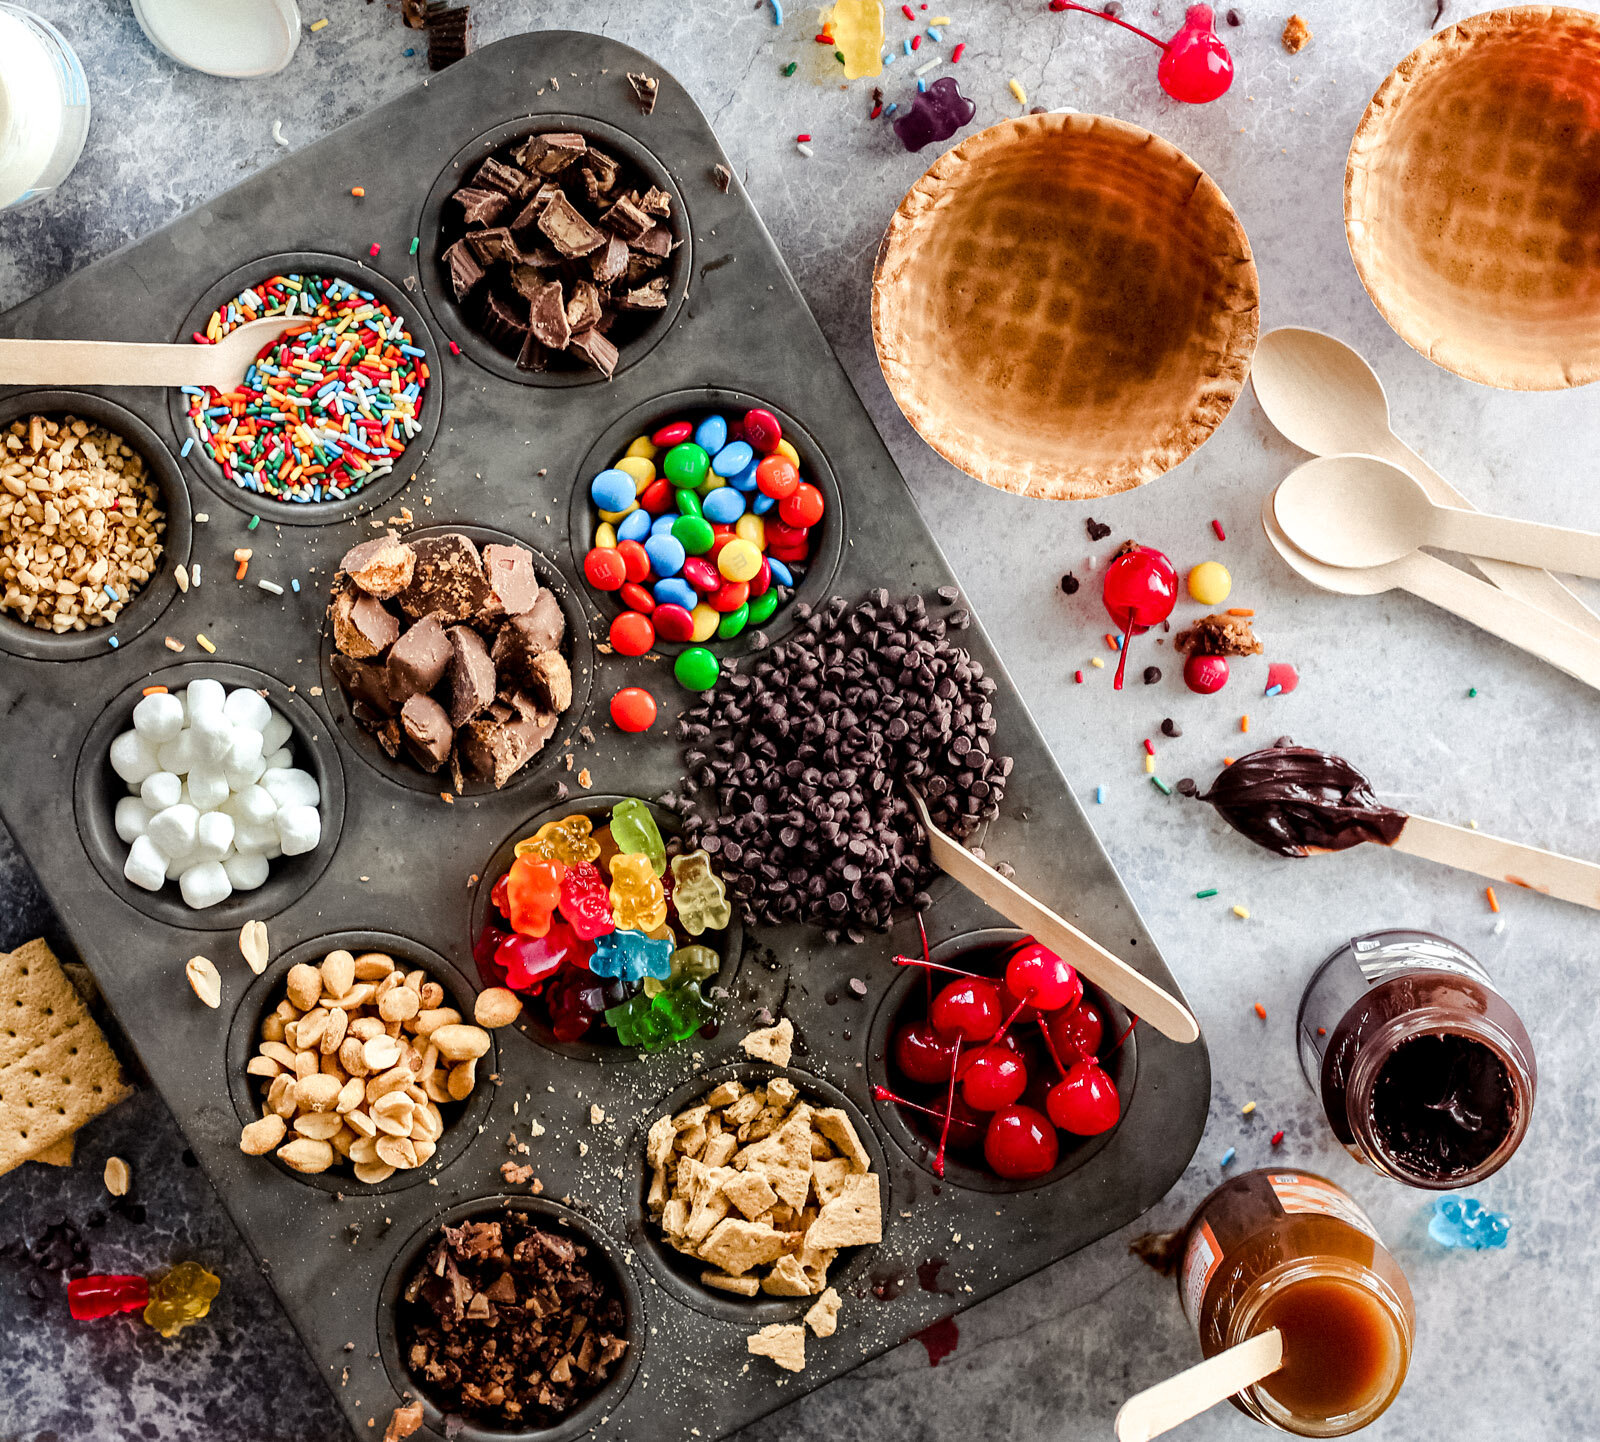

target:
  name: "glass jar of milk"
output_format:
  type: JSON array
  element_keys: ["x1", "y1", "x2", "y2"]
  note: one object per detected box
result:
[{"x1": 0, "y1": 4, "x2": 90, "y2": 211}]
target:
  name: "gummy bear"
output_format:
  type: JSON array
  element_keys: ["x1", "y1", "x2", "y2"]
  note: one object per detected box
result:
[
  {"x1": 68, "y1": 1273, "x2": 150, "y2": 1320},
  {"x1": 652, "y1": 981, "x2": 715, "y2": 1044},
  {"x1": 1428, "y1": 1195, "x2": 1511, "y2": 1251},
  {"x1": 559, "y1": 861, "x2": 617, "y2": 940},
  {"x1": 545, "y1": 970, "x2": 609, "y2": 1043},
  {"x1": 506, "y1": 855, "x2": 566, "y2": 937},
  {"x1": 610, "y1": 798, "x2": 666, "y2": 876},
  {"x1": 142, "y1": 1261, "x2": 220, "y2": 1338},
  {"x1": 516, "y1": 813, "x2": 601, "y2": 865},
  {"x1": 589, "y1": 928, "x2": 673, "y2": 985},
  {"x1": 669, "y1": 850, "x2": 732, "y2": 936},
  {"x1": 489, "y1": 872, "x2": 511, "y2": 918},
  {"x1": 605, "y1": 991, "x2": 671, "y2": 1048},
  {"x1": 643, "y1": 943, "x2": 723, "y2": 997},
  {"x1": 498, "y1": 922, "x2": 588, "y2": 992},
  {"x1": 609, "y1": 851, "x2": 667, "y2": 932},
  {"x1": 474, "y1": 922, "x2": 514, "y2": 989},
  {"x1": 821, "y1": 0, "x2": 884, "y2": 80},
  {"x1": 893, "y1": 77, "x2": 976, "y2": 153}
]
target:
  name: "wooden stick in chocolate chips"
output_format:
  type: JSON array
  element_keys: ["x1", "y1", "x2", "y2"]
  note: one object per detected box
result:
[{"x1": 1199, "y1": 744, "x2": 1600, "y2": 911}]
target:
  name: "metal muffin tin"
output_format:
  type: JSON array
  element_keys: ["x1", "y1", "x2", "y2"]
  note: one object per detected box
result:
[{"x1": 0, "y1": 32, "x2": 1209, "y2": 1441}]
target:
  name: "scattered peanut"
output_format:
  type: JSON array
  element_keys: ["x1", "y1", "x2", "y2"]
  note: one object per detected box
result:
[
  {"x1": 474, "y1": 986, "x2": 523, "y2": 1029},
  {"x1": 185, "y1": 955, "x2": 222, "y2": 1009},
  {"x1": 103, "y1": 1156, "x2": 131, "y2": 1196},
  {"x1": 239, "y1": 1114, "x2": 287, "y2": 1154},
  {"x1": 239, "y1": 920, "x2": 270, "y2": 975}
]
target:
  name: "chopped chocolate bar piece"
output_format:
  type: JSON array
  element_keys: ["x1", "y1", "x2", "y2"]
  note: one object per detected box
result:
[
  {"x1": 425, "y1": 6, "x2": 470, "y2": 70},
  {"x1": 374, "y1": 717, "x2": 404, "y2": 759},
  {"x1": 633, "y1": 223, "x2": 673, "y2": 258},
  {"x1": 517, "y1": 331, "x2": 554, "y2": 373},
  {"x1": 341, "y1": 532, "x2": 416, "y2": 599},
  {"x1": 401, "y1": 694, "x2": 454, "y2": 773},
  {"x1": 385, "y1": 613, "x2": 453, "y2": 703},
  {"x1": 529, "y1": 280, "x2": 571, "y2": 350},
  {"x1": 472, "y1": 156, "x2": 530, "y2": 199},
  {"x1": 583, "y1": 149, "x2": 620, "y2": 193},
  {"x1": 524, "y1": 650, "x2": 573, "y2": 713},
  {"x1": 638, "y1": 186, "x2": 672, "y2": 218},
  {"x1": 442, "y1": 238, "x2": 486, "y2": 301},
  {"x1": 565, "y1": 280, "x2": 604, "y2": 335},
  {"x1": 396, "y1": 533, "x2": 495, "y2": 623},
  {"x1": 508, "y1": 263, "x2": 548, "y2": 303},
  {"x1": 331, "y1": 654, "x2": 398, "y2": 717},
  {"x1": 617, "y1": 280, "x2": 669, "y2": 311},
  {"x1": 447, "y1": 625, "x2": 498, "y2": 726},
  {"x1": 517, "y1": 132, "x2": 588, "y2": 176},
  {"x1": 624, "y1": 251, "x2": 666, "y2": 286},
  {"x1": 492, "y1": 592, "x2": 566, "y2": 684},
  {"x1": 331, "y1": 590, "x2": 401, "y2": 659},
  {"x1": 537, "y1": 194, "x2": 606, "y2": 258},
  {"x1": 591, "y1": 233, "x2": 630, "y2": 286},
  {"x1": 449, "y1": 187, "x2": 509, "y2": 227},
  {"x1": 482, "y1": 544, "x2": 540, "y2": 616},
  {"x1": 464, "y1": 227, "x2": 520, "y2": 266},
  {"x1": 569, "y1": 327, "x2": 619, "y2": 377},
  {"x1": 599, "y1": 195, "x2": 652, "y2": 242},
  {"x1": 459, "y1": 707, "x2": 554, "y2": 788},
  {"x1": 479, "y1": 290, "x2": 531, "y2": 351},
  {"x1": 627, "y1": 72, "x2": 659, "y2": 114}
]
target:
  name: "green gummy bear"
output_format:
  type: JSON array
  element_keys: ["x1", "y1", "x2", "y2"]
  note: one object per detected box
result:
[
  {"x1": 670, "y1": 944, "x2": 721, "y2": 985},
  {"x1": 610, "y1": 797, "x2": 666, "y2": 876}
]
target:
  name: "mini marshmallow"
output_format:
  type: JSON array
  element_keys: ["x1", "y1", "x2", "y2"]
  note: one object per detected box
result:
[
  {"x1": 140, "y1": 771, "x2": 183, "y2": 812},
  {"x1": 189, "y1": 710, "x2": 232, "y2": 764},
  {"x1": 232, "y1": 818, "x2": 278, "y2": 855},
  {"x1": 276, "y1": 804, "x2": 321, "y2": 856},
  {"x1": 123, "y1": 834, "x2": 169, "y2": 891},
  {"x1": 110, "y1": 731, "x2": 160, "y2": 786},
  {"x1": 262, "y1": 747, "x2": 293, "y2": 771},
  {"x1": 261, "y1": 838, "x2": 282, "y2": 861},
  {"x1": 131, "y1": 691, "x2": 185, "y2": 743},
  {"x1": 186, "y1": 766, "x2": 229, "y2": 812},
  {"x1": 114, "y1": 796, "x2": 152, "y2": 844},
  {"x1": 226, "y1": 727, "x2": 264, "y2": 771},
  {"x1": 178, "y1": 860, "x2": 232, "y2": 910},
  {"x1": 260, "y1": 711, "x2": 292, "y2": 754},
  {"x1": 146, "y1": 803, "x2": 199, "y2": 859},
  {"x1": 261, "y1": 767, "x2": 320, "y2": 811},
  {"x1": 193, "y1": 810, "x2": 235, "y2": 862},
  {"x1": 223, "y1": 751, "x2": 267, "y2": 791},
  {"x1": 225, "y1": 784, "x2": 277, "y2": 826},
  {"x1": 157, "y1": 729, "x2": 198, "y2": 775},
  {"x1": 223, "y1": 687, "x2": 272, "y2": 733},
  {"x1": 224, "y1": 851, "x2": 270, "y2": 891},
  {"x1": 183, "y1": 678, "x2": 225, "y2": 724}
]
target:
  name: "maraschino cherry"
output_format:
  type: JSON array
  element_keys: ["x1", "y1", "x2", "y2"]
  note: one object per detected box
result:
[
  {"x1": 1102, "y1": 544, "x2": 1178, "y2": 691},
  {"x1": 893, "y1": 1019, "x2": 960, "y2": 1085},
  {"x1": 1005, "y1": 943, "x2": 1082, "y2": 1014},
  {"x1": 1047, "y1": 996, "x2": 1105, "y2": 1062},
  {"x1": 1046, "y1": 1059, "x2": 1122, "y2": 1136},
  {"x1": 1049, "y1": 2, "x2": 1234, "y2": 104},
  {"x1": 984, "y1": 1104, "x2": 1060, "y2": 1179},
  {"x1": 958, "y1": 1045, "x2": 1030, "y2": 1111},
  {"x1": 929, "y1": 977, "x2": 1003, "y2": 1042}
]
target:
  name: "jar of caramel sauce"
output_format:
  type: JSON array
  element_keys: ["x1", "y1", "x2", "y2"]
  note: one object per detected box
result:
[
  {"x1": 1179, "y1": 1168, "x2": 1415, "y2": 1436},
  {"x1": 1297, "y1": 930, "x2": 1536, "y2": 1189}
]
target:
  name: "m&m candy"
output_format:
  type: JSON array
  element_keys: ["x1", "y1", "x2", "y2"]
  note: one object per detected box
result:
[{"x1": 610, "y1": 687, "x2": 658, "y2": 732}]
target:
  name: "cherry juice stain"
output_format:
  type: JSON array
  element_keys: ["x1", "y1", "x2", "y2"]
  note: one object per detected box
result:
[
  {"x1": 869, "y1": 1263, "x2": 906, "y2": 1301},
  {"x1": 917, "y1": 1257, "x2": 953, "y2": 1294},
  {"x1": 913, "y1": 1315, "x2": 961, "y2": 1367}
]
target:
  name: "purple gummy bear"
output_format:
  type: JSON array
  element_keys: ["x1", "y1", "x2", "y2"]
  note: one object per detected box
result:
[{"x1": 893, "y1": 77, "x2": 977, "y2": 153}]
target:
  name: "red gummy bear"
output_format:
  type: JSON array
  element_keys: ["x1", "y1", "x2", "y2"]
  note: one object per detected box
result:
[
  {"x1": 490, "y1": 871, "x2": 511, "y2": 919},
  {"x1": 68, "y1": 1274, "x2": 150, "y2": 1320},
  {"x1": 558, "y1": 861, "x2": 616, "y2": 941},
  {"x1": 497, "y1": 921, "x2": 588, "y2": 993},
  {"x1": 505, "y1": 855, "x2": 565, "y2": 937}
]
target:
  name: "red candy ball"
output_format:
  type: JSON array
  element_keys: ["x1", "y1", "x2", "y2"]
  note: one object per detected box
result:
[
  {"x1": 1101, "y1": 544, "x2": 1178, "y2": 633},
  {"x1": 743, "y1": 407, "x2": 782, "y2": 453},
  {"x1": 711, "y1": 580, "x2": 749, "y2": 613},
  {"x1": 615, "y1": 539, "x2": 651, "y2": 584},
  {"x1": 1047, "y1": 998, "x2": 1105, "y2": 1063},
  {"x1": 959, "y1": 1045, "x2": 1029, "y2": 1111},
  {"x1": 756, "y1": 456, "x2": 799, "y2": 500},
  {"x1": 619, "y1": 581, "x2": 655, "y2": 613},
  {"x1": 1158, "y1": 4, "x2": 1233, "y2": 104},
  {"x1": 893, "y1": 1020, "x2": 959, "y2": 1085},
  {"x1": 1046, "y1": 1061, "x2": 1121, "y2": 1136},
  {"x1": 653, "y1": 603, "x2": 695, "y2": 643},
  {"x1": 652, "y1": 421, "x2": 692, "y2": 447},
  {"x1": 583, "y1": 547, "x2": 627, "y2": 591},
  {"x1": 610, "y1": 686, "x2": 657, "y2": 732},
  {"x1": 930, "y1": 977, "x2": 1003, "y2": 1042},
  {"x1": 984, "y1": 1104, "x2": 1059, "y2": 1179},
  {"x1": 779, "y1": 482, "x2": 825, "y2": 528},
  {"x1": 1183, "y1": 653, "x2": 1230, "y2": 694},
  {"x1": 640, "y1": 480, "x2": 674, "y2": 514},
  {"x1": 1004, "y1": 943, "x2": 1082, "y2": 1014},
  {"x1": 609, "y1": 611, "x2": 655, "y2": 657},
  {"x1": 764, "y1": 519, "x2": 809, "y2": 549},
  {"x1": 748, "y1": 559, "x2": 772, "y2": 597},
  {"x1": 682, "y1": 557, "x2": 721, "y2": 594}
]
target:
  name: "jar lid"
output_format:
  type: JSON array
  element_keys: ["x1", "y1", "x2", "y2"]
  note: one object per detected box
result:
[{"x1": 131, "y1": 0, "x2": 301, "y2": 79}]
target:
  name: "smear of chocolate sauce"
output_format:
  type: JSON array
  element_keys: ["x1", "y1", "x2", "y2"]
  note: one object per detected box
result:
[{"x1": 1200, "y1": 746, "x2": 1408, "y2": 858}]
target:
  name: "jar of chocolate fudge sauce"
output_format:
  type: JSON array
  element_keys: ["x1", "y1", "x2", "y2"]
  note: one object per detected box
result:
[{"x1": 1297, "y1": 930, "x2": 1535, "y2": 1189}]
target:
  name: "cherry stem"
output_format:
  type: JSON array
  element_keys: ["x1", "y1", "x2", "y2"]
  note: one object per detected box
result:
[
  {"x1": 1036, "y1": 1015, "x2": 1077, "y2": 1080},
  {"x1": 916, "y1": 910, "x2": 932, "y2": 1010},
  {"x1": 987, "y1": 992, "x2": 1033, "y2": 1052},
  {"x1": 893, "y1": 955, "x2": 980, "y2": 981},
  {"x1": 1112, "y1": 607, "x2": 1134, "y2": 691},
  {"x1": 874, "y1": 1084, "x2": 960, "y2": 1125},
  {"x1": 1051, "y1": 1, "x2": 1169, "y2": 51},
  {"x1": 934, "y1": 1035, "x2": 963, "y2": 1178},
  {"x1": 1108, "y1": 1014, "x2": 1140, "y2": 1054}
]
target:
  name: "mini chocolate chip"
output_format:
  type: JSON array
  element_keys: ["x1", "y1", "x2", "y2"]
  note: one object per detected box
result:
[
  {"x1": 936, "y1": 584, "x2": 959, "y2": 602},
  {"x1": 848, "y1": 977, "x2": 868, "y2": 997},
  {"x1": 1226, "y1": 6, "x2": 1242, "y2": 22},
  {"x1": 1176, "y1": 777, "x2": 1199, "y2": 796},
  {"x1": 1086, "y1": 517, "x2": 1112, "y2": 542},
  {"x1": 1143, "y1": 666, "x2": 1162, "y2": 684},
  {"x1": 1161, "y1": 718, "x2": 1181, "y2": 737},
  {"x1": 1060, "y1": 573, "x2": 1080, "y2": 595},
  {"x1": 1274, "y1": 735, "x2": 1295, "y2": 749}
]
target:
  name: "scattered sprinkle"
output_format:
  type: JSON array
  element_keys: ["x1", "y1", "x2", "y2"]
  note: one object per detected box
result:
[
  {"x1": 796, "y1": 142, "x2": 814, "y2": 158},
  {"x1": 258, "y1": 580, "x2": 285, "y2": 596},
  {"x1": 1144, "y1": 754, "x2": 1155, "y2": 774},
  {"x1": 1095, "y1": 786, "x2": 1107, "y2": 804},
  {"x1": 1492, "y1": 916, "x2": 1506, "y2": 936},
  {"x1": 179, "y1": 436, "x2": 194, "y2": 458},
  {"x1": 309, "y1": 16, "x2": 329, "y2": 31},
  {"x1": 196, "y1": 633, "x2": 216, "y2": 653},
  {"x1": 1073, "y1": 669, "x2": 1084, "y2": 684},
  {"x1": 1008, "y1": 77, "x2": 1027, "y2": 104},
  {"x1": 1240, "y1": 714, "x2": 1250, "y2": 733},
  {"x1": 769, "y1": 0, "x2": 784, "y2": 21},
  {"x1": 1264, "y1": 685, "x2": 1282, "y2": 698},
  {"x1": 368, "y1": 242, "x2": 381, "y2": 256},
  {"x1": 782, "y1": 60, "x2": 798, "y2": 75},
  {"x1": 1211, "y1": 518, "x2": 1226, "y2": 541},
  {"x1": 107, "y1": 635, "x2": 119, "y2": 649},
  {"x1": 1253, "y1": 1001, "x2": 1267, "y2": 1019},
  {"x1": 915, "y1": 56, "x2": 942, "y2": 75},
  {"x1": 350, "y1": 186, "x2": 365, "y2": 198},
  {"x1": 409, "y1": 236, "x2": 420, "y2": 256},
  {"x1": 1195, "y1": 888, "x2": 1218, "y2": 899},
  {"x1": 1467, "y1": 686, "x2": 1478, "y2": 698},
  {"x1": 926, "y1": 26, "x2": 944, "y2": 40},
  {"x1": 291, "y1": 578, "x2": 300, "y2": 593},
  {"x1": 448, "y1": 340, "x2": 462, "y2": 356},
  {"x1": 1220, "y1": 1147, "x2": 1236, "y2": 1167},
  {"x1": 1151, "y1": 776, "x2": 1172, "y2": 796},
  {"x1": 796, "y1": 133, "x2": 812, "y2": 142},
  {"x1": 951, "y1": 41, "x2": 966, "y2": 61},
  {"x1": 1486, "y1": 886, "x2": 1500, "y2": 913},
  {"x1": 191, "y1": 564, "x2": 201, "y2": 587},
  {"x1": 1226, "y1": 607, "x2": 1254, "y2": 617},
  {"x1": 1142, "y1": 739, "x2": 1155, "y2": 756},
  {"x1": 174, "y1": 564, "x2": 189, "y2": 593},
  {"x1": 271, "y1": 119, "x2": 288, "y2": 147},
  {"x1": 1270, "y1": 1130, "x2": 1284, "y2": 1147},
  {"x1": 1090, "y1": 657, "x2": 1105, "y2": 669},
  {"x1": 1241, "y1": 1101, "x2": 1256, "y2": 1116},
  {"x1": 247, "y1": 514, "x2": 260, "y2": 531},
  {"x1": 163, "y1": 636, "x2": 184, "y2": 652},
  {"x1": 1234, "y1": 905, "x2": 1251, "y2": 920}
]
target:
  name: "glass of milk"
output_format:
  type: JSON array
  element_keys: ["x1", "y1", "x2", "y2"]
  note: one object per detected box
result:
[{"x1": 0, "y1": 4, "x2": 90, "y2": 211}]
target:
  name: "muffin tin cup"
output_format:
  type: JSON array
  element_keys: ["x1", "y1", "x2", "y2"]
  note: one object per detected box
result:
[
  {"x1": 0, "y1": 390, "x2": 193, "y2": 662},
  {"x1": 416, "y1": 115, "x2": 692, "y2": 389},
  {"x1": 165, "y1": 252, "x2": 444, "y2": 527},
  {"x1": 377, "y1": 1194, "x2": 645, "y2": 1442},
  {"x1": 626, "y1": 1060, "x2": 891, "y2": 1325},
  {"x1": 567, "y1": 388, "x2": 846, "y2": 658},
  {"x1": 865, "y1": 927, "x2": 1139, "y2": 1194},
  {"x1": 71, "y1": 659, "x2": 346, "y2": 930},
  {"x1": 317, "y1": 524, "x2": 596, "y2": 798},
  {"x1": 468, "y1": 794, "x2": 744, "y2": 1064},
  {"x1": 224, "y1": 929, "x2": 497, "y2": 1196}
]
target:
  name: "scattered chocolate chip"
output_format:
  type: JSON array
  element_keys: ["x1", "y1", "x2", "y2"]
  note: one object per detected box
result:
[
  {"x1": 848, "y1": 977, "x2": 868, "y2": 998},
  {"x1": 1086, "y1": 518, "x2": 1112, "y2": 542},
  {"x1": 1226, "y1": 7, "x2": 1242, "y2": 23},
  {"x1": 1176, "y1": 777, "x2": 1199, "y2": 797},
  {"x1": 1161, "y1": 718, "x2": 1181, "y2": 738},
  {"x1": 1142, "y1": 666, "x2": 1162, "y2": 685},
  {"x1": 936, "y1": 584, "x2": 960, "y2": 602},
  {"x1": 1059, "y1": 573, "x2": 1080, "y2": 596},
  {"x1": 1274, "y1": 735, "x2": 1295, "y2": 749},
  {"x1": 1104, "y1": 1, "x2": 1123, "y2": 14}
]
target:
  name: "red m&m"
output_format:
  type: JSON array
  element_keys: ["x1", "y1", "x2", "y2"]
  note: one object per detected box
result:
[{"x1": 610, "y1": 686, "x2": 658, "y2": 732}]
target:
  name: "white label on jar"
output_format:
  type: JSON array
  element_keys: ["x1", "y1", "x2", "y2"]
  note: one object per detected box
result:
[
  {"x1": 1179, "y1": 1220, "x2": 1221, "y2": 1331},
  {"x1": 1350, "y1": 933, "x2": 1496, "y2": 991},
  {"x1": 1268, "y1": 1173, "x2": 1381, "y2": 1242}
]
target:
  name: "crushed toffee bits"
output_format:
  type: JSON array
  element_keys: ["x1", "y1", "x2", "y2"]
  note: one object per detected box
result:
[
  {"x1": 676, "y1": 592, "x2": 1011, "y2": 941},
  {"x1": 1, "y1": 414, "x2": 166, "y2": 632}
]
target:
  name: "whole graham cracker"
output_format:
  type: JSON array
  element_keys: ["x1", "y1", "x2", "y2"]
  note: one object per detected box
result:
[{"x1": 0, "y1": 939, "x2": 132, "y2": 1175}]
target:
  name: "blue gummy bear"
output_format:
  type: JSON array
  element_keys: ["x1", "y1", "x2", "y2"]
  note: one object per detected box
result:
[
  {"x1": 590, "y1": 929, "x2": 672, "y2": 985},
  {"x1": 1427, "y1": 1195, "x2": 1511, "y2": 1250},
  {"x1": 892, "y1": 77, "x2": 976, "y2": 153}
]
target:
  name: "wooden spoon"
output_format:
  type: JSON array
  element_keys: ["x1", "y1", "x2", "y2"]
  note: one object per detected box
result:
[
  {"x1": 0, "y1": 316, "x2": 300, "y2": 389},
  {"x1": 1250, "y1": 327, "x2": 1600, "y2": 635},
  {"x1": 1115, "y1": 1329, "x2": 1284, "y2": 1442},
  {"x1": 1261, "y1": 491, "x2": 1600, "y2": 691},
  {"x1": 904, "y1": 787, "x2": 1200, "y2": 1045}
]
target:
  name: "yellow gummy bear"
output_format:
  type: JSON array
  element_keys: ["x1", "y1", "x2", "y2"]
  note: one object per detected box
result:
[
  {"x1": 822, "y1": 0, "x2": 885, "y2": 80},
  {"x1": 143, "y1": 1261, "x2": 221, "y2": 1338},
  {"x1": 515, "y1": 813, "x2": 601, "y2": 865},
  {"x1": 609, "y1": 851, "x2": 668, "y2": 932}
]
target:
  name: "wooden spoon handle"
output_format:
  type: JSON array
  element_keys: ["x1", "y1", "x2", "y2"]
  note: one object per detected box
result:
[
  {"x1": 0, "y1": 338, "x2": 222, "y2": 388},
  {"x1": 1431, "y1": 505, "x2": 1600, "y2": 580},
  {"x1": 1394, "y1": 815, "x2": 1600, "y2": 911},
  {"x1": 1397, "y1": 552, "x2": 1600, "y2": 690},
  {"x1": 1382, "y1": 436, "x2": 1600, "y2": 639},
  {"x1": 1115, "y1": 1329, "x2": 1284, "y2": 1442}
]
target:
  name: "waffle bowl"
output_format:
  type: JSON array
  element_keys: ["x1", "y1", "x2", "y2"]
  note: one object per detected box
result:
[
  {"x1": 871, "y1": 112, "x2": 1259, "y2": 500},
  {"x1": 1346, "y1": 6, "x2": 1600, "y2": 390}
]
